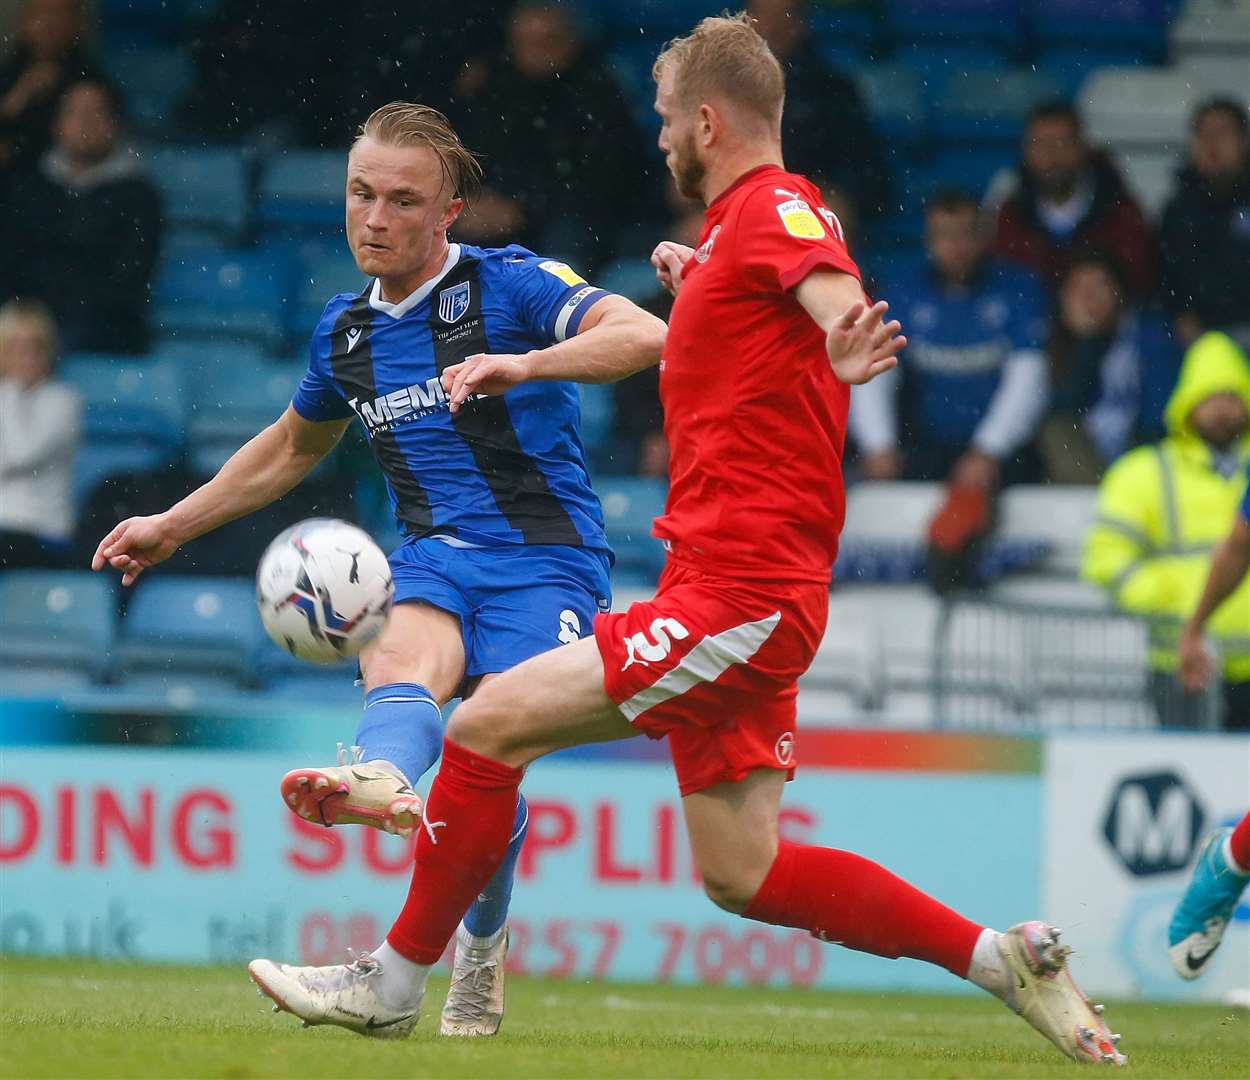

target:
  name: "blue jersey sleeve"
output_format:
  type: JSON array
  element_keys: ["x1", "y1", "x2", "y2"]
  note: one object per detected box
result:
[
  {"x1": 1241, "y1": 462, "x2": 1250, "y2": 526},
  {"x1": 1006, "y1": 270, "x2": 1048, "y2": 352},
  {"x1": 500, "y1": 251, "x2": 611, "y2": 344},
  {"x1": 291, "y1": 303, "x2": 354, "y2": 422}
]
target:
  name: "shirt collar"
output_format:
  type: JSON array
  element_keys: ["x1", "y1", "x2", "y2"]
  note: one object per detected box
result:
[{"x1": 369, "y1": 243, "x2": 461, "y2": 319}]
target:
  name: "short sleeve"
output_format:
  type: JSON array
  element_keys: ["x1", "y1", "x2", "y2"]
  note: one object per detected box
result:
[
  {"x1": 290, "y1": 309, "x2": 354, "y2": 422},
  {"x1": 502, "y1": 252, "x2": 612, "y2": 344},
  {"x1": 735, "y1": 185, "x2": 861, "y2": 293}
]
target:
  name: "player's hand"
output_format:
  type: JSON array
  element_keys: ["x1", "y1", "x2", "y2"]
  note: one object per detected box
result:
[
  {"x1": 440, "y1": 353, "x2": 530, "y2": 413},
  {"x1": 1177, "y1": 623, "x2": 1216, "y2": 693},
  {"x1": 650, "y1": 241, "x2": 694, "y2": 297},
  {"x1": 825, "y1": 299, "x2": 905, "y2": 385},
  {"x1": 91, "y1": 514, "x2": 181, "y2": 587},
  {"x1": 950, "y1": 450, "x2": 1000, "y2": 492}
]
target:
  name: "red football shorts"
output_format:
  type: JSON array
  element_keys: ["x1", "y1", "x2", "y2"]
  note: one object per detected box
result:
[{"x1": 594, "y1": 562, "x2": 829, "y2": 797}]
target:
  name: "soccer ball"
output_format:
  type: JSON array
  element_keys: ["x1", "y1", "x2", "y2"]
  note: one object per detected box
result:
[{"x1": 256, "y1": 518, "x2": 393, "y2": 664}]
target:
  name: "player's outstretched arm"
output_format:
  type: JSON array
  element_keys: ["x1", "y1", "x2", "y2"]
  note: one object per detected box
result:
[
  {"x1": 441, "y1": 294, "x2": 666, "y2": 411},
  {"x1": 1178, "y1": 514, "x2": 1250, "y2": 691},
  {"x1": 91, "y1": 407, "x2": 349, "y2": 585},
  {"x1": 795, "y1": 271, "x2": 906, "y2": 386}
]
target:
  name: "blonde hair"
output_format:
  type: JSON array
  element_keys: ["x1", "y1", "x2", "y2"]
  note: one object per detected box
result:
[
  {"x1": 653, "y1": 12, "x2": 785, "y2": 128},
  {"x1": 0, "y1": 298, "x2": 58, "y2": 356},
  {"x1": 354, "y1": 102, "x2": 483, "y2": 203}
]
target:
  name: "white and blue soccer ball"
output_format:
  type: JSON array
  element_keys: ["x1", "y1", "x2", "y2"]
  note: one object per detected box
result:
[{"x1": 256, "y1": 518, "x2": 393, "y2": 664}]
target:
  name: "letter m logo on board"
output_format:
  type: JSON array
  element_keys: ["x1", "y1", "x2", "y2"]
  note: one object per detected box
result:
[
  {"x1": 1101, "y1": 770, "x2": 1205, "y2": 877},
  {"x1": 438, "y1": 281, "x2": 471, "y2": 324}
]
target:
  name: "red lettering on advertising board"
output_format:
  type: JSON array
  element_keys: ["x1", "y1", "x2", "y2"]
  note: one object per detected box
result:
[
  {"x1": 285, "y1": 815, "x2": 343, "y2": 872},
  {"x1": 594, "y1": 802, "x2": 644, "y2": 882},
  {"x1": 92, "y1": 788, "x2": 154, "y2": 866},
  {"x1": 56, "y1": 786, "x2": 74, "y2": 864},
  {"x1": 0, "y1": 785, "x2": 38, "y2": 862},
  {"x1": 517, "y1": 800, "x2": 575, "y2": 878},
  {"x1": 173, "y1": 790, "x2": 234, "y2": 868},
  {"x1": 362, "y1": 829, "x2": 414, "y2": 875}
]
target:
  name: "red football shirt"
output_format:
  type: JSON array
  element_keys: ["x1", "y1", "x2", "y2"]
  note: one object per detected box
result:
[{"x1": 652, "y1": 164, "x2": 862, "y2": 584}]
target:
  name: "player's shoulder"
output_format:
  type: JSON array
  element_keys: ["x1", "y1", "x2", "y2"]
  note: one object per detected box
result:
[
  {"x1": 735, "y1": 167, "x2": 841, "y2": 240},
  {"x1": 312, "y1": 288, "x2": 366, "y2": 339},
  {"x1": 470, "y1": 243, "x2": 589, "y2": 290}
]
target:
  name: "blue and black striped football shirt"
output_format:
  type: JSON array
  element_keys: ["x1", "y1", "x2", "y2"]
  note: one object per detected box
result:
[{"x1": 292, "y1": 243, "x2": 611, "y2": 550}]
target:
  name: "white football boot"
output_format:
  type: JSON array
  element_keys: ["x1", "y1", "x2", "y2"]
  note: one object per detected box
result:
[
  {"x1": 997, "y1": 922, "x2": 1126, "y2": 1066},
  {"x1": 280, "y1": 743, "x2": 423, "y2": 837},
  {"x1": 440, "y1": 927, "x2": 508, "y2": 1036},
  {"x1": 248, "y1": 953, "x2": 421, "y2": 1039}
]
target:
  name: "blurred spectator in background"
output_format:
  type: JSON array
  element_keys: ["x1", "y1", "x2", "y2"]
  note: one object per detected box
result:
[
  {"x1": 850, "y1": 191, "x2": 1049, "y2": 489},
  {"x1": 0, "y1": 0, "x2": 97, "y2": 176},
  {"x1": 0, "y1": 299, "x2": 80, "y2": 568},
  {"x1": 611, "y1": 292, "x2": 671, "y2": 478},
  {"x1": 1039, "y1": 251, "x2": 1178, "y2": 484},
  {"x1": 1084, "y1": 331, "x2": 1250, "y2": 729},
  {"x1": 451, "y1": 1, "x2": 652, "y2": 269},
  {"x1": 1159, "y1": 98, "x2": 1250, "y2": 348},
  {"x1": 748, "y1": 0, "x2": 890, "y2": 231},
  {"x1": 2, "y1": 78, "x2": 162, "y2": 353},
  {"x1": 995, "y1": 101, "x2": 1153, "y2": 301}
]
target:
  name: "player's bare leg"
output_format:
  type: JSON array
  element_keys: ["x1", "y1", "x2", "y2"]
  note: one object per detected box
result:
[
  {"x1": 682, "y1": 769, "x2": 1124, "y2": 1065},
  {"x1": 280, "y1": 602, "x2": 464, "y2": 835}
]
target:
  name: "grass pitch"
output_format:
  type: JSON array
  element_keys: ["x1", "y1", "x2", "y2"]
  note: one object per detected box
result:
[{"x1": 1, "y1": 956, "x2": 1247, "y2": 1079}]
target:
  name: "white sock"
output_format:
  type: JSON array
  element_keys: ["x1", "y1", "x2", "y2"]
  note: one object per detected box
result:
[
  {"x1": 965, "y1": 928, "x2": 1011, "y2": 1001},
  {"x1": 366, "y1": 759, "x2": 412, "y2": 787},
  {"x1": 1223, "y1": 833, "x2": 1250, "y2": 877},
  {"x1": 458, "y1": 922, "x2": 506, "y2": 951},
  {"x1": 370, "y1": 940, "x2": 429, "y2": 1008}
]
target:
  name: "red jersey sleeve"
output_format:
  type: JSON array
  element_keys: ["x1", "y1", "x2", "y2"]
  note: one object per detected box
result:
[{"x1": 735, "y1": 181, "x2": 861, "y2": 293}]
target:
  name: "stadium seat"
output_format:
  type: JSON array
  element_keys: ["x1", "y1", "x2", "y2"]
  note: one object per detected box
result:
[
  {"x1": 263, "y1": 672, "x2": 362, "y2": 708},
  {"x1": 1172, "y1": 0, "x2": 1250, "y2": 59},
  {"x1": 934, "y1": 68, "x2": 1066, "y2": 144},
  {"x1": 101, "y1": 44, "x2": 194, "y2": 132},
  {"x1": 0, "y1": 570, "x2": 117, "y2": 680},
  {"x1": 578, "y1": 382, "x2": 615, "y2": 459},
  {"x1": 156, "y1": 246, "x2": 292, "y2": 349},
  {"x1": 60, "y1": 354, "x2": 185, "y2": 451},
  {"x1": 186, "y1": 355, "x2": 302, "y2": 449},
  {"x1": 598, "y1": 258, "x2": 662, "y2": 303},
  {"x1": 117, "y1": 576, "x2": 267, "y2": 685},
  {"x1": 1029, "y1": 0, "x2": 1169, "y2": 60},
  {"x1": 810, "y1": 5, "x2": 880, "y2": 66},
  {"x1": 849, "y1": 64, "x2": 929, "y2": 150},
  {"x1": 916, "y1": 145, "x2": 1018, "y2": 200},
  {"x1": 598, "y1": 477, "x2": 667, "y2": 581},
  {"x1": 259, "y1": 151, "x2": 348, "y2": 230},
  {"x1": 291, "y1": 249, "x2": 368, "y2": 337},
  {"x1": 887, "y1": 0, "x2": 1023, "y2": 46},
  {"x1": 146, "y1": 145, "x2": 251, "y2": 242},
  {"x1": 73, "y1": 441, "x2": 176, "y2": 507},
  {"x1": 842, "y1": 482, "x2": 945, "y2": 546},
  {"x1": 1080, "y1": 68, "x2": 1202, "y2": 150},
  {"x1": 893, "y1": 42, "x2": 1017, "y2": 90},
  {"x1": 1118, "y1": 148, "x2": 1181, "y2": 220},
  {"x1": 997, "y1": 485, "x2": 1098, "y2": 576}
]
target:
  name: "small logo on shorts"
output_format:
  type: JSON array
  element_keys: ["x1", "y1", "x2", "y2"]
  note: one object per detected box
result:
[
  {"x1": 621, "y1": 617, "x2": 690, "y2": 671},
  {"x1": 775, "y1": 731, "x2": 795, "y2": 767},
  {"x1": 557, "y1": 609, "x2": 582, "y2": 645}
]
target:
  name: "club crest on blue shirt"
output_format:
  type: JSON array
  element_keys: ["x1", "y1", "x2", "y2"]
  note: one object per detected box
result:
[{"x1": 438, "y1": 281, "x2": 471, "y2": 324}]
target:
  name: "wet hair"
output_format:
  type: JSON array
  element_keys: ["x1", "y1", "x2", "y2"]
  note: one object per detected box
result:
[
  {"x1": 1061, "y1": 247, "x2": 1127, "y2": 294},
  {"x1": 1192, "y1": 97, "x2": 1248, "y2": 134},
  {"x1": 653, "y1": 11, "x2": 785, "y2": 128},
  {"x1": 354, "y1": 102, "x2": 483, "y2": 203}
]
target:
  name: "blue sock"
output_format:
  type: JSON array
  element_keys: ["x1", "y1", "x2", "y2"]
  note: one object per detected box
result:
[
  {"x1": 462, "y1": 794, "x2": 528, "y2": 940},
  {"x1": 355, "y1": 682, "x2": 444, "y2": 786}
]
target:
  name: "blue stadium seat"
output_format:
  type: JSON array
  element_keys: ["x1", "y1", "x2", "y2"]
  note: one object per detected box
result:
[
  {"x1": 292, "y1": 249, "x2": 368, "y2": 337},
  {"x1": 598, "y1": 257, "x2": 662, "y2": 303},
  {"x1": 101, "y1": 45, "x2": 194, "y2": 132},
  {"x1": 186, "y1": 354, "x2": 301, "y2": 445},
  {"x1": 117, "y1": 576, "x2": 266, "y2": 685},
  {"x1": 893, "y1": 42, "x2": 1016, "y2": 90},
  {"x1": 156, "y1": 246, "x2": 292, "y2": 349},
  {"x1": 1029, "y1": 0, "x2": 1169, "y2": 59},
  {"x1": 934, "y1": 68, "x2": 1066, "y2": 144},
  {"x1": 578, "y1": 383, "x2": 615, "y2": 459},
  {"x1": 73, "y1": 442, "x2": 176, "y2": 506},
  {"x1": 598, "y1": 477, "x2": 667, "y2": 581},
  {"x1": 0, "y1": 570, "x2": 117, "y2": 680},
  {"x1": 263, "y1": 671, "x2": 362, "y2": 707},
  {"x1": 849, "y1": 64, "x2": 929, "y2": 150},
  {"x1": 60, "y1": 354, "x2": 185, "y2": 451},
  {"x1": 810, "y1": 6, "x2": 880, "y2": 64},
  {"x1": 259, "y1": 151, "x2": 347, "y2": 230},
  {"x1": 886, "y1": 0, "x2": 1023, "y2": 47},
  {"x1": 146, "y1": 145, "x2": 251, "y2": 241},
  {"x1": 916, "y1": 146, "x2": 1016, "y2": 200}
]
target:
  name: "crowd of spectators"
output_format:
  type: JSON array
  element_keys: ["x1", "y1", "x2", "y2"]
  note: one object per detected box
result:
[{"x1": 0, "y1": 0, "x2": 1247, "y2": 577}]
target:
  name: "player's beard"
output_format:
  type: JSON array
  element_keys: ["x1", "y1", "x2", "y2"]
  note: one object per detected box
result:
[{"x1": 670, "y1": 132, "x2": 705, "y2": 201}]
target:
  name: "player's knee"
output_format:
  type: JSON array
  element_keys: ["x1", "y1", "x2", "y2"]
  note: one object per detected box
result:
[
  {"x1": 698, "y1": 864, "x2": 759, "y2": 914},
  {"x1": 445, "y1": 688, "x2": 519, "y2": 762}
]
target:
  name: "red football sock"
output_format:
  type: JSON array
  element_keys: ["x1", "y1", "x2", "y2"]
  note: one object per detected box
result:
[
  {"x1": 743, "y1": 841, "x2": 984, "y2": 976},
  {"x1": 1229, "y1": 810, "x2": 1250, "y2": 873},
  {"x1": 387, "y1": 738, "x2": 523, "y2": 965}
]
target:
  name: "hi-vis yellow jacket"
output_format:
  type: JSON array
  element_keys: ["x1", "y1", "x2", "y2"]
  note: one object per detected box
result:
[{"x1": 1083, "y1": 332, "x2": 1250, "y2": 681}]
